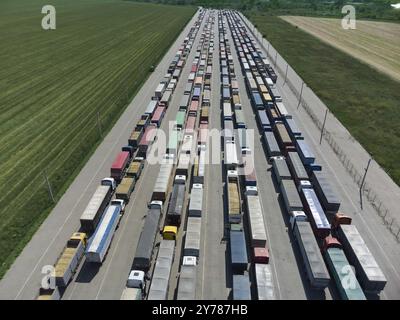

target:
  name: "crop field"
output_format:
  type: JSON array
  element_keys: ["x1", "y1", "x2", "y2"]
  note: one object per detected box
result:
[
  {"x1": 281, "y1": 16, "x2": 400, "y2": 82},
  {"x1": 0, "y1": 0, "x2": 195, "y2": 278},
  {"x1": 248, "y1": 13, "x2": 400, "y2": 188}
]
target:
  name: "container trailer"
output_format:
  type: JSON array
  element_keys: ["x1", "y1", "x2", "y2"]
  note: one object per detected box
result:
[
  {"x1": 232, "y1": 274, "x2": 251, "y2": 300},
  {"x1": 263, "y1": 132, "x2": 281, "y2": 160},
  {"x1": 287, "y1": 151, "x2": 309, "y2": 185},
  {"x1": 184, "y1": 217, "x2": 201, "y2": 257},
  {"x1": 188, "y1": 185, "x2": 203, "y2": 217},
  {"x1": 230, "y1": 231, "x2": 248, "y2": 273},
  {"x1": 138, "y1": 124, "x2": 157, "y2": 158},
  {"x1": 293, "y1": 221, "x2": 330, "y2": 289},
  {"x1": 337, "y1": 225, "x2": 387, "y2": 294},
  {"x1": 227, "y1": 170, "x2": 242, "y2": 224},
  {"x1": 177, "y1": 266, "x2": 197, "y2": 300},
  {"x1": 131, "y1": 203, "x2": 162, "y2": 272},
  {"x1": 245, "y1": 195, "x2": 267, "y2": 248},
  {"x1": 126, "y1": 157, "x2": 144, "y2": 180},
  {"x1": 147, "y1": 240, "x2": 175, "y2": 300},
  {"x1": 54, "y1": 232, "x2": 87, "y2": 286},
  {"x1": 166, "y1": 179, "x2": 186, "y2": 226},
  {"x1": 128, "y1": 130, "x2": 143, "y2": 149},
  {"x1": 296, "y1": 140, "x2": 315, "y2": 166},
  {"x1": 115, "y1": 177, "x2": 136, "y2": 202},
  {"x1": 280, "y1": 179, "x2": 303, "y2": 213},
  {"x1": 152, "y1": 157, "x2": 174, "y2": 202},
  {"x1": 110, "y1": 151, "x2": 130, "y2": 182},
  {"x1": 255, "y1": 264, "x2": 276, "y2": 300},
  {"x1": 85, "y1": 204, "x2": 122, "y2": 263},
  {"x1": 272, "y1": 156, "x2": 292, "y2": 185},
  {"x1": 311, "y1": 171, "x2": 341, "y2": 214}
]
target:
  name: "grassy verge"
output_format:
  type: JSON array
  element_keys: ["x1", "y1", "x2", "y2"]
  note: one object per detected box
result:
[
  {"x1": 247, "y1": 13, "x2": 400, "y2": 185},
  {"x1": 0, "y1": 0, "x2": 195, "y2": 278}
]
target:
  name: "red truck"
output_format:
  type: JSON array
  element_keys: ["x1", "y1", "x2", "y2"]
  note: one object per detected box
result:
[
  {"x1": 185, "y1": 115, "x2": 196, "y2": 135},
  {"x1": 111, "y1": 151, "x2": 130, "y2": 182},
  {"x1": 151, "y1": 106, "x2": 166, "y2": 128}
]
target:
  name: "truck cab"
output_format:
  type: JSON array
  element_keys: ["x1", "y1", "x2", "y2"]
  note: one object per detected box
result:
[
  {"x1": 289, "y1": 210, "x2": 308, "y2": 231},
  {"x1": 162, "y1": 226, "x2": 178, "y2": 240},
  {"x1": 182, "y1": 256, "x2": 197, "y2": 266},
  {"x1": 122, "y1": 145, "x2": 134, "y2": 158},
  {"x1": 321, "y1": 235, "x2": 342, "y2": 252},
  {"x1": 101, "y1": 177, "x2": 116, "y2": 191},
  {"x1": 149, "y1": 200, "x2": 162, "y2": 210},
  {"x1": 332, "y1": 212, "x2": 352, "y2": 229},
  {"x1": 297, "y1": 180, "x2": 312, "y2": 193},
  {"x1": 175, "y1": 175, "x2": 186, "y2": 185},
  {"x1": 111, "y1": 199, "x2": 126, "y2": 213},
  {"x1": 245, "y1": 186, "x2": 258, "y2": 196},
  {"x1": 127, "y1": 270, "x2": 145, "y2": 290}
]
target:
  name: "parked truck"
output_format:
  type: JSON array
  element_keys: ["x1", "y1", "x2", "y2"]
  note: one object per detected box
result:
[
  {"x1": 227, "y1": 170, "x2": 242, "y2": 224},
  {"x1": 131, "y1": 202, "x2": 162, "y2": 272},
  {"x1": 337, "y1": 225, "x2": 387, "y2": 294},
  {"x1": 152, "y1": 156, "x2": 174, "y2": 202},
  {"x1": 115, "y1": 177, "x2": 136, "y2": 202},
  {"x1": 184, "y1": 216, "x2": 201, "y2": 258},
  {"x1": 293, "y1": 221, "x2": 330, "y2": 289},
  {"x1": 110, "y1": 151, "x2": 130, "y2": 182},
  {"x1": 177, "y1": 265, "x2": 197, "y2": 300},
  {"x1": 311, "y1": 171, "x2": 341, "y2": 214},
  {"x1": 126, "y1": 157, "x2": 144, "y2": 180},
  {"x1": 85, "y1": 204, "x2": 122, "y2": 264},
  {"x1": 121, "y1": 270, "x2": 145, "y2": 300},
  {"x1": 230, "y1": 230, "x2": 248, "y2": 273},
  {"x1": 80, "y1": 178, "x2": 116, "y2": 234},
  {"x1": 245, "y1": 194, "x2": 267, "y2": 248},
  {"x1": 188, "y1": 184, "x2": 203, "y2": 217},
  {"x1": 232, "y1": 274, "x2": 251, "y2": 300},
  {"x1": 322, "y1": 236, "x2": 366, "y2": 300},
  {"x1": 255, "y1": 264, "x2": 276, "y2": 300},
  {"x1": 166, "y1": 176, "x2": 186, "y2": 226},
  {"x1": 54, "y1": 232, "x2": 87, "y2": 287},
  {"x1": 147, "y1": 240, "x2": 175, "y2": 300},
  {"x1": 280, "y1": 179, "x2": 303, "y2": 214}
]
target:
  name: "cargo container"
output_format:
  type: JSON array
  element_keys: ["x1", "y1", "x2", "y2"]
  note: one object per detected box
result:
[
  {"x1": 167, "y1": 182, "x2": 186, "y2": 226},
  {"x1": 280, "y1": 179, "x2": 303, "y2": 213},
  {"x1": 230, "y1": 231, "x2": 248, "y2": 273},
  {"x1": 111, "y1": 151, "x2": 130, "y2": 182},
  {"x1": 138, "y1": 124, "x2": 157, "y2": 158},
  {"x1": 54, "y1": 232, "x2": 87, "y2": 286},
  {"x1": 322, "y1": 237, "x2": 366, "y2": 300},
  {"x1": 263, "y1": 132, "x2": 281, "y2": 160},
  {"x1": 222, "y1": 87, "x2": 231, "y2": 102},
  {"x1": 152, "y1": 157, "x2": 174, "y2": 202},
  {"x1": 233, "y1": 274, "x2": 251, "y2": 300},
  {"x1": 250, "y1": 91, "x2": 263, "y2": 109},
  {"x1": 188, "y1": 185, "x2": 203, "y2": 217},
  {"x1": 80, "y1": 178, "x2": 115, "y2": 233},
  {"x1": 246, "y1": 195, "x2": 267, "y2": 248},
  {"x1": 184, "y1": 217, "x2": 201, "y2": 257},
  {"x1": 293, "y1": 221, "x2": 330, "y2": 289},
  {"x1": 177, "y1": 266, "x2": 197, "y2": 300},
  {"x1": 145, "y1": 100, "x2": 158, "y2": 116},
  {"x1": 136, "y1": 114, "x2": 150, "y2": 132},
  {"x1": 337, "y1": 225, "x2": 387, "y2": 294},
  {"x1": 151, "y1": 106, "x2": 166, "y2": 128},
  {"x1": 285, "y1": 118, "x2": 302, "y2": 140},
  {"x1": 271, "y1": 157, "x2": 291, "y2": 185},
  {"x1": 193, "y1": 87, "x2": 201, "y2": 100},
  {"x1": 194, "y1": 76, "x2": 203, "y2": 87},
  {"x1": 257, "y1": 110, "x2": 271, "y2": 132},
  {"x1": 160, "y1": 90, "x2": 172, "y2": 108},
  {"x1": 85, "y1": 204, "x2": 121, "y2": 263},
  {"x1": 311, "y1": 171, "x2": 341, "y2": 214},
  {"x1": 301, "y1": 188, "x2": 331, "y2": 238},
  {"x1": 126, "y1": 157, "x2": 144, "y2": 180},
  {"x1": 275, "y1": 122, "x2": 293, "y2": 150},
  {"x1": 225, "y1": 141, "x2": 238, "y2": 169},
  {"x1": 177, "y1": 153, "x2": 191, "y2": 176},
  {"x1": 253, "y1": 247, "x2": 269, "y2": 264},
  {"x1": 37, "y1": 288, "x2": 61, "y2": 300},
  {"x1": 115, "y1": 177, "x2": 136, "y2": 202},
  {"x1": 179, "y1": 95, "x2": 190, "y2": 112},
  {"x1": 132, "y1": 203, "x2": 161, "y2": 271},
  {"x1": 173, "y1": 68, "x2": 181, "y2": 80},
  {"x1": 296, "y1": 140, "x2": 315, "y2": 166},
  {"x1": 184, "y1": 82, "x2": 193, "y2": 95},
  {"x1": 185, "y1": 115, "x2": 196, "y2": 134},
  {"x1": 189, "y1": 100, "x2": 199, "y2": 116},
  {"x1": 200, "y1": 107, "x2": 209, "y2": 123},
  {"x1": 227, "y1": 170, "x2": 242, "y2": 224},
  {"x1": 147, "y1": 240, "x2": 175, "y2": 300},
  {"x1": 155, "y1": 83, "x2": 166, "y2": 99},
  {"x1": 255, "y1": 264, "x2": 276, "y2": 300},
  {"x1": 128, "y1": 130, "x2": 143, "y2": 149},
  {"x1": 287, "y1": 152, "x2": 309, "y2": 185},
  {"x1": 234, "y1": 109, "x2": 246, "y2": 129},
  {"x1": 275, "y1": 102, "x2": 291, "y2": 119},
  {"x1": 167, "y1": 130, "x2": 181, "y2": 155}
]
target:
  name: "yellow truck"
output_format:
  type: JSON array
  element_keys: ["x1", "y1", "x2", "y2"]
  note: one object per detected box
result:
[
  {"x1": 54, "y1": 232, "x2": 87, "y2": 287},
  {"x1": 126, "y1": 157, "x2": 144, "y2": 180},
  {"x1": 162, "y1": 226, "x2": 177, "y2": 241},
  {"x1": 115, "y1": 177, "x2": 136, "y2": 202},
  {"x1": 227, "y1": 170, "x2": 241, "y2": 224}
]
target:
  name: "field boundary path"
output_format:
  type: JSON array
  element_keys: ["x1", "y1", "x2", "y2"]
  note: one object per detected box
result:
[{"x1": 240, "y1": 13, "x2": 400, "y2": 242}]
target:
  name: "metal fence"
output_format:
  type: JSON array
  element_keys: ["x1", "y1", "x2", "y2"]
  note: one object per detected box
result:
[{"x1": 240, "y1": 14, "x2": 400, "y2": 242}]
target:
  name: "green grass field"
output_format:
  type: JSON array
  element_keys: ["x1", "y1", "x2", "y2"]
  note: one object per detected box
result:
[
  {"x1": 248, "y1": 13, "x2": 400, "y2": 186},
  {"x1": 0, "y1": 0, "x2": 195, "y2": 278}
]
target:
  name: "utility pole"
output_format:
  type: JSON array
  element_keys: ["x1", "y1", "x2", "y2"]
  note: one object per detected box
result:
[
  {"x1": 267, "y1": 42, "x2": 270, "y2": 57},
  {"x1": 97, "y1": 111, "x2": 102, "y2": 138},
  {"x1": 319, "y1": 109, "x2": 328, "y2": 144},
  {"x1": 43, "y1": 170, "x2": 55, "y2": 203},
  {"x1": 274, "y1": 51, "x2": 278, "y2": 67},
  {"x1": 359, "y1": 157, "x2": 372, "y2": 210},
  {"x1": 283, "y1": 63, "x2": 289, "y2": 85},
  {"x1": 297, "y1": 81, "x2": 305, "y2": 109}
]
